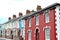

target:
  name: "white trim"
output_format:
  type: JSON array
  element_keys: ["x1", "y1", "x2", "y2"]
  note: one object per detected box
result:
[
  {"x1": 45, "y1": 27, "x2": 50, "y2": 40},
  {"x1": 34, "y1": 27, "x2": 40, "y2": 38},
  {"x1": 35, "y1": 14, "x2": 39, "y2": 25},
  {"x1": 43, "y1": 26, "x2": 51, "y2": 31},
  {"x1": 27, "y1": 29, "x2": 32, "y2": 40},
  {"x1": 34, "y1": 27, "x2": 40, "y2": 33},
  {"x1": 44, "y1": 10, "x2": 50, "y2": 23},
  {"x1": 27, "y1": 29, "x2": 32, "y2": 33},
  {"x1": 28, "y1": 18, "x2": 31, "y2": 27},
  {"x1": 55, "y1": 6, "x2": 60, "y2": 40}
]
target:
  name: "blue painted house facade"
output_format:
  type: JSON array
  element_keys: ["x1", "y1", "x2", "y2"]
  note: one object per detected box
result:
[{"x1": 19, "y1": 19, "x2": 25, "y2": 40}]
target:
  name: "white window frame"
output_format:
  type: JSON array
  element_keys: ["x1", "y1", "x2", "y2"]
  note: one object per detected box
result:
[
  {"x1": 13, "y1": 21, "x2": 17, "y2": 28},
  {"x1": 35, "y1": 14, "x2": 39, "y2": 25},
  {"x1": 13, "y1": 28, "x2": 16, "y2": 37},
  {"x1": 45, "y1": 10, "x2": 50, "y2": 23},
  {"x1": 45, "y1": 28, "x2": 50, "y2": 40},
  {"x1": 6, "y1": 29, "x2": 10, "y2": 36},
  {"x1": 28, "y1": 18, "x2": 31, "y2": 27},
  {"x1": 28, "y1": 31, "x2": 32, "y2": 40},
  {"x1": 2, "y1": 30, "x2": 5, "y2": 35},
  {"x1": 20, "y1": 29, "x2": 22, "y2": 36},
  {"x1": 23, "y1": 20, "x2": 25, "y2": 27},
  {"x1": 0, "y1": 30, "x2": 2, "y2": 36},
  {"x1": 20, "y1": 20, "x2": 25, "y2": 27},
  {"x1": 20, "y1": 29, "x2": 24, "y2": 37},
  {"x1": 7, "y1": 23, "x2": 10, "y2": 28}
]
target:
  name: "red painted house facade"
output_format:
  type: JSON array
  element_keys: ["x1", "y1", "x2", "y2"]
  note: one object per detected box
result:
[{"x1": 25, "y1": 3, "x2": 60, "y2": 40}]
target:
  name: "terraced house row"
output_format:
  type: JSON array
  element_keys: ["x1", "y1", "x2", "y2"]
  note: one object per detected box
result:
[{"x1": 0, "y1": 3, "x2": 60, "y2": 40}]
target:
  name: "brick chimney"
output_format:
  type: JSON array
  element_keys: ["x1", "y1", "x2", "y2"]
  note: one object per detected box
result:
[
  {"x1": 31, "y1": 10, "x2": 35, "y2": 12},
  {"x1": 26, "y1": 10, "x2": 30, "y2": 14},
  {"x1": 8, "y1": 17, "x2": 11, "y2": 20},
  {"x1": 36, "y1": 5, "x2": 42, "y2": 11},
  {"x1": 13, "y1": 15, "x2": 16, "y2": 19},
  {"x1": 19, "y1": 12, "x2": 23, "y2": 17}
]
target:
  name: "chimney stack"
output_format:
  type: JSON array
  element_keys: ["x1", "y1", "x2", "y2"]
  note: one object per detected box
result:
[
  {"x1": 8, "y1": 17, "x2": 11, "y2": 20},
  {"x1": 13, "y1": 15, "x2": 16, "y2": 19},
  {"x1": 26, "y1": 10, "x2": 30, "y2": 14},
  {"x1": 19, "y1": 12, "x2": 23, "y2": 17},
  {"x1": 31, "y1": 10, "x2": 35, "y2": 12},
  {"x1": 36, "y1": 5, "x2": 42, "y2": 11}
]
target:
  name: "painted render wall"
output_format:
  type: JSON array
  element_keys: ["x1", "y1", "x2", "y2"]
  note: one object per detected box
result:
[
  {"x1": 19, "y1": 19, "x2": 25, "y2": 39},
  {"x1": 55, "y1": 6, "x2": 60, "y2": 40}
]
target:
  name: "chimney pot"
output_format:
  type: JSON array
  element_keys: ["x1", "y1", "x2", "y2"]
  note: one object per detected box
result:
[
  {"x1": 36, "y1": 5, "x2": 42, "y2": 11},
  {"x1": 26, "y1": 10, "x2": 30, "y2": 14},
  {"x1": 31, "y1": 10, "x2": 35, "y2": 12},
  {"x1": 8, "y1": 17, "x2": 11, "y2": 20},
  {"x1": 13, "y1": 15, "x2": 16, "y2": 19}
]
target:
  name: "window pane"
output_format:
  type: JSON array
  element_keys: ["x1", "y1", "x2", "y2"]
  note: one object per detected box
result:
[
  {"x1": 0, "y1": 30, "x2": 2, "y2": 36},
  {"x1": 45, "y1": 28, "x2": 50, "y2": 40},
  {"x1": 19, "y1": 20, "x2": 25, "y2": 29},
  {"x1": 13, "y1": 29, "x2": 16, "y2": 37},
  {"x1": 2, "y1": 30, "x2": 5, "y2": 35},
  {"x1": 28, "y1": 18, "x2": 31, "y2": 27},
  {"x1": 36, "y1": 15, "x2": 39, "y2": 25},
  {"x1": 6, "y1": 29, "x2": 10, "y2": 36},
  {"x1": 13, "y1": 22, "x2": 17, "y2": 27},
  {"x1": 28, "y1": 31, "x2": 31, "y2": 40},
  {"x1": 45, "y1": 11, "x2": 49, "y2": 23}
]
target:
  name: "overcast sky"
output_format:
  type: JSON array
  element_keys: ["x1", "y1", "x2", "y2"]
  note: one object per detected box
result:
[{"x1": 0, "y1": 0, "x2": 60, "y2": 24}]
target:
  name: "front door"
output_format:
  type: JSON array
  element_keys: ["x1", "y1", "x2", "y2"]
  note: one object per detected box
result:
[{"x1": 36, "y1": 29, "x2": 39, "y2": 40}]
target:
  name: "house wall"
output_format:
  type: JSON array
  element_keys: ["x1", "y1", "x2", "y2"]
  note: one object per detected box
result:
[
  {"x1": 19, "y1": 19, "x2": 25, "y2": 40},
  {"x1": 25, "y1": 8, "x2": 56, "y2": 40},
  {"x1": 13, "y1": 20, "x2": 20, "y2": 40}
]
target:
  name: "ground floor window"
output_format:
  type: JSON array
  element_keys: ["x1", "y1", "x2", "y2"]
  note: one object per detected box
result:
[
  {"x1": 13, "y1": 28, "x2": 16, "y2": 37},
  {"x1": 2, "y1": 29, "x2": 5, "y2": 35},
  {"x1": 28, "y1": 31, "x2": 31, "y2": 40},
  {"x1": 11, "y1": 31, "x2": 13, "y2": 39},
  {"x1": 6, "y1": 29, "x2": 10, "y2": 36},
  {"x1": 45, "y1": 28, "x2": 50, "y2": 40},
  {"x1": 0, "y1": 30, "x2": 2, "y2": 36}
]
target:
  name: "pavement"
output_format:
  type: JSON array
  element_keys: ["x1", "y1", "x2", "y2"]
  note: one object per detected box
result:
[{"x1": 0, "y1": 38, "x2": 13, "y2": 40}]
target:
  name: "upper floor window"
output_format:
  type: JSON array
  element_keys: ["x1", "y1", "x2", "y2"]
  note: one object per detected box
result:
[
  {"x1": 45, "y1": 10, "x2": 49, "y2": 23},
  {"x1": 7, "y1": 23, "x2": 10, "y2": 28},
  {"x1": 45, "y1": 28, "x2": 50, "y2": 40},
  {"x1": 6, "y1": 29, "x2": 10, "y2": 36},
  {"x1": 2, "y1": 30, "x2": 5, "y2": 35},
  {"x1": 23, "y1": 20, "x2": 25, "y2": 27},
  {"x1": 35, "y1": 14, "x2": 39, "y2": 25},
  {"x1": 20, "y1": 20, "x2": 25, "y2": 27},
  {"x1": 13, "y1": 21, "x2": 17, "y2": 27},
  {"x1": 28, "y1": 31, "x2": 31, "y2": 40},
  {"x1": 28, "y1": 18, "x2": 31, "y2": 27}
]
